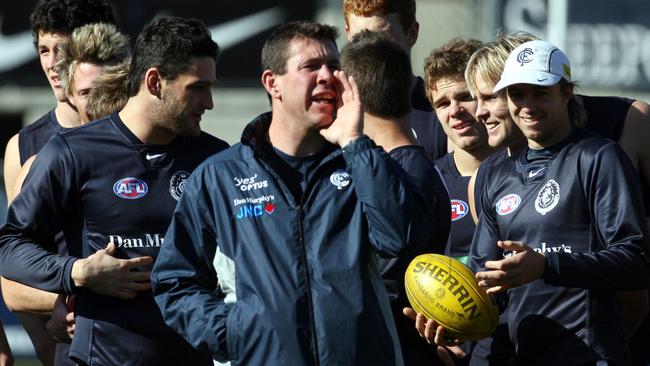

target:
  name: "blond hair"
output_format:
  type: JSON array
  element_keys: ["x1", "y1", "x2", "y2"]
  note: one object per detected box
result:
[
  {"x1": 465, "y1": 31, "x2": 538, "y2": 98},
  {"x1": 465, "y1": 31, "x2": 586, "y2": 128},
  {"x1": 56, "y1": 22, "x2": 130, "y2": 96},
  {"x1": 86, "y1": 61, "x2": 129, "y2": 119}
]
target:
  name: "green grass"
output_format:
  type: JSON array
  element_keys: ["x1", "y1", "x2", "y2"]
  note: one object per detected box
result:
[{"x1": 13, "y1": 358, "x2": 41, "y2": 366}]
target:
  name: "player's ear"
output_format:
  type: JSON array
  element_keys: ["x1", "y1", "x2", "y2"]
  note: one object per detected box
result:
[
  {"x1": 144, "y1": 68, "x2": 162, "y2": 97},
  {"x1": 261, "y1": 70, "x2": 280, "y2": 99},
  {"x1": 406, "y1": 21, "x2": 419, "y2": 48}
]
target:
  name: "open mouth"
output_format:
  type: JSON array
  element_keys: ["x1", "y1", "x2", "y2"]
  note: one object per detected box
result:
[
  {"x1": 50, "y1": 74, "x2": 61, "y2": 87},
  {"x1": 312, "y1": 91, "x2": 336, "y2": 105},
  {"x1": 484, "y1": 121, "x2": 500, "y2": 131}
]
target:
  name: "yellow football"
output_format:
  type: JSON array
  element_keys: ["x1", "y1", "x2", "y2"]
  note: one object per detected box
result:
[{"x1": 404, "y1": 253, "x2": 499, "y2": 341}]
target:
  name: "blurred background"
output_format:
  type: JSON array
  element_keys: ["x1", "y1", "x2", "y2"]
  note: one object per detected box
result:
[{"x1": 1, "y1": 0, "x2": 649, "y2": 362}]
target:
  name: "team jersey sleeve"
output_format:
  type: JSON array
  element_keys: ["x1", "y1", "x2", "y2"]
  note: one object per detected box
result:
[
  {"x1": 151, "y1": 171, "x2": 231, "y2": 361},
  {"x1": 0, "y1": 134, "x2": 77, "y2": 293},
  {"x1": 342, "y1": 136, "x2": 441, "y2": 258},
  {"x1": 543, "y1": 143, "x2": 650, "y2": 290}
]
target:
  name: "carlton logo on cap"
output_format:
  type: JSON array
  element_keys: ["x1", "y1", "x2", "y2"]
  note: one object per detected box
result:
[
  {"x1": 493, "y1": 40, "x2": 572, "y2": 93},
  {"x1": 516, "y1": 48, "x2": 534, "y2": 66}
]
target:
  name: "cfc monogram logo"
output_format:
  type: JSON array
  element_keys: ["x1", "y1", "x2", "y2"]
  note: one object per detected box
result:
[
  {"x1": 329, "y1": 170, "x2": 351, "y2": 190},
  {"x1": 517, "y1": 48, "x2": 534, "y2": 66}
]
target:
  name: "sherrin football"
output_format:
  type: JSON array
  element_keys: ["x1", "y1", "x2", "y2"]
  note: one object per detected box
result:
[{"x1": 404, "y1": 253, "x2": 499, "y2": 341}]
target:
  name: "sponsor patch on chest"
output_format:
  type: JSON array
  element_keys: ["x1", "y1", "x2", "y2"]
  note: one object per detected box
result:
[
  {"x1": 234, "y1": 174, "x2": 268, "y2": 191},
  {"x1": 233, "y1": 195, "x2": 277, "y2": 220},
  {"x1": 113, "y1": 177, "x2": 148, "y2": 199},
  {"x1": 495, "y1": 194, "x2": 521, "y2": 216},
  {"x1": 451, "y1": 199, "x2": 469, "y2": 221}
]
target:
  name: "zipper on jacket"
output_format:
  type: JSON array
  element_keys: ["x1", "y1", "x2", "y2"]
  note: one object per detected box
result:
[{"x1": 297, "y1": 206, "x2": 320, "y2": 366}]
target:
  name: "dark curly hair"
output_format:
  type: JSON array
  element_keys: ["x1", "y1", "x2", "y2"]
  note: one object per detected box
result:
[
  {"x1": 30, "y1": 0, "x2": 117, "y2": 48},
  {"x1": 126, "y1": 16, "x2": 219, "y2": 97}
]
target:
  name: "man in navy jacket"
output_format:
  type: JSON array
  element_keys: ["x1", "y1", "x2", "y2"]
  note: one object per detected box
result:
[{"x1": 152, "y1": 21, "x2": 436, "y2": 366}]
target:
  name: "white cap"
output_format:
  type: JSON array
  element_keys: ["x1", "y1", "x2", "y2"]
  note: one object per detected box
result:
[{"x1": 493, "y1": 40, "x2": 572, "y2": 93}]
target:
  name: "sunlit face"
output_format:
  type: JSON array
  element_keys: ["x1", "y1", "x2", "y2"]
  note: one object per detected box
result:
[
  {"x1": 473, "y1": 73, "x2": 521, "y2": 149},
  {"x1": 157, "y1": 56, "x2": 216, "y2": 137},
  {"x1": 38, "y1": 31, "x2": 69, "y2": 102},
  {"x1": 506, "y1": 82, "x2": 573, "y2": 149},
  {"x1": 68, "y1": 62, "x2": 105, "y2": 123},
  {"x1": 345, "y1": 12, "x2": 415, "y2": 52},
  {"x1": 431, "y1": 77, "x2": 487, "y2": 151},
  {"x1": 271, "y1": 38, "x2": 340, "y2": 130}
]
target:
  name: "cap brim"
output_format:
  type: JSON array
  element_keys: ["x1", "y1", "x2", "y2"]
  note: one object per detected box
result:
[{"x1": 493, "y1": 71, "x2": 562, "y2": 93}]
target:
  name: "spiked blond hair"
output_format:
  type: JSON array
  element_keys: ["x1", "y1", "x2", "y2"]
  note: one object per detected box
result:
[{"x1": 56, "y1": 22, "x2": 129, "y2": 96}]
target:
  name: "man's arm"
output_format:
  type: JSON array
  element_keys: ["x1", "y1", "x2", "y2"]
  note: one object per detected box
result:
[
  {"x1": 3, "y1": 134, "x2": 20, "y2": 203},
  {"x1": 468, "y1": 172, "x2": 479, "y2": 225},
  {"x1": 619, "y1": 99, "x2": 650, "y2": 228},
  {"x1": 2, "y1": 155, "x2": 59, "y2": 314},
  {"x1": 1, "y1": 278, "x2": 56, "y2": 314},
  {"x1": 0, "y1": 319, "x2": 13, "y2": 366},
  {"x1": 151, "y1": 177, "x2": 230, "y2": 361}
]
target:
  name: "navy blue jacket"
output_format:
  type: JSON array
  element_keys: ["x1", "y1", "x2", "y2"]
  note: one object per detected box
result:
[{"x1": 152, "y1": 113, "x2": 437, "y2": 366}]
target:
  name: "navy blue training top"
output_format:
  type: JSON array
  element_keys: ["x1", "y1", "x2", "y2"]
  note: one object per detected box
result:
[
  {"x1": 0, "y1": 112, "x2": 228, "y2": 366},
  {"x1": 435, "y1": 152, "x2": 475, "y2": 264},
  {"x1": 379, "y1": 144, "x2": 450, "y2": 366},
  {"x1": 18, "y1": 109, "x2": 70, "y2": 165},
  {"x1": 17, "y1": 110, "x2": 71, "y2": 260},
  {"x1": 469, "y1": 129, "x2": 650, "y2": 365},
  {"x1": 411, "y1": 77, "x2": 448, "y2": 161},
  {"x1": 474, "y1": 94, "x2": 638, "y2": 219}
]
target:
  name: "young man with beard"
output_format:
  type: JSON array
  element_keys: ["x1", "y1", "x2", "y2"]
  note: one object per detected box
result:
[
  {"x1": 466, "y1": 40, "x2": 650, "y2": 366},
  {"x1": 0, "y1": 16, "x2": 228, "y2": 366},
  {"x1": 151, "y1": 21, "x2": 436, "y2": 366},
  {"x1": 1, "y1": 1, "x2": 117, "y2": 365},
  {"x1": 340, "y1": 30, "x2": 451, "y2": 366},
  {"x1": 343, "y1": 0, "x2": 449, "y2": 161}
]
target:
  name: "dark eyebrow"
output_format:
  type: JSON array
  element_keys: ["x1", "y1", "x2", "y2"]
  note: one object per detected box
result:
[{"x1": 189, "y1": 79, "x2": 216, "y2": 87}]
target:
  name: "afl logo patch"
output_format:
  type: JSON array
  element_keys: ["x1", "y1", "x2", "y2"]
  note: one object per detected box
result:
[
  {"x1": 516, "y1": 48, "x2": 534, "y2": 66},
  {"x1": 330, "y1": 170, "x2": 351, "y2": 190},
  {"x1": 113, "y1": 177, "x2": 148, "y2": 199},
  {"x1": 495, "y1": 194, "x2": 521, "y2": 216},
  {"x1": 451, "y1": 199, "x2": 469, "y2": 221},
  {"x1": 535, "y1": 179, "x2": 560, "y2": 215},
  {"x1": 170, "y1": 170, "x2": 190, "y2": 201}
]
